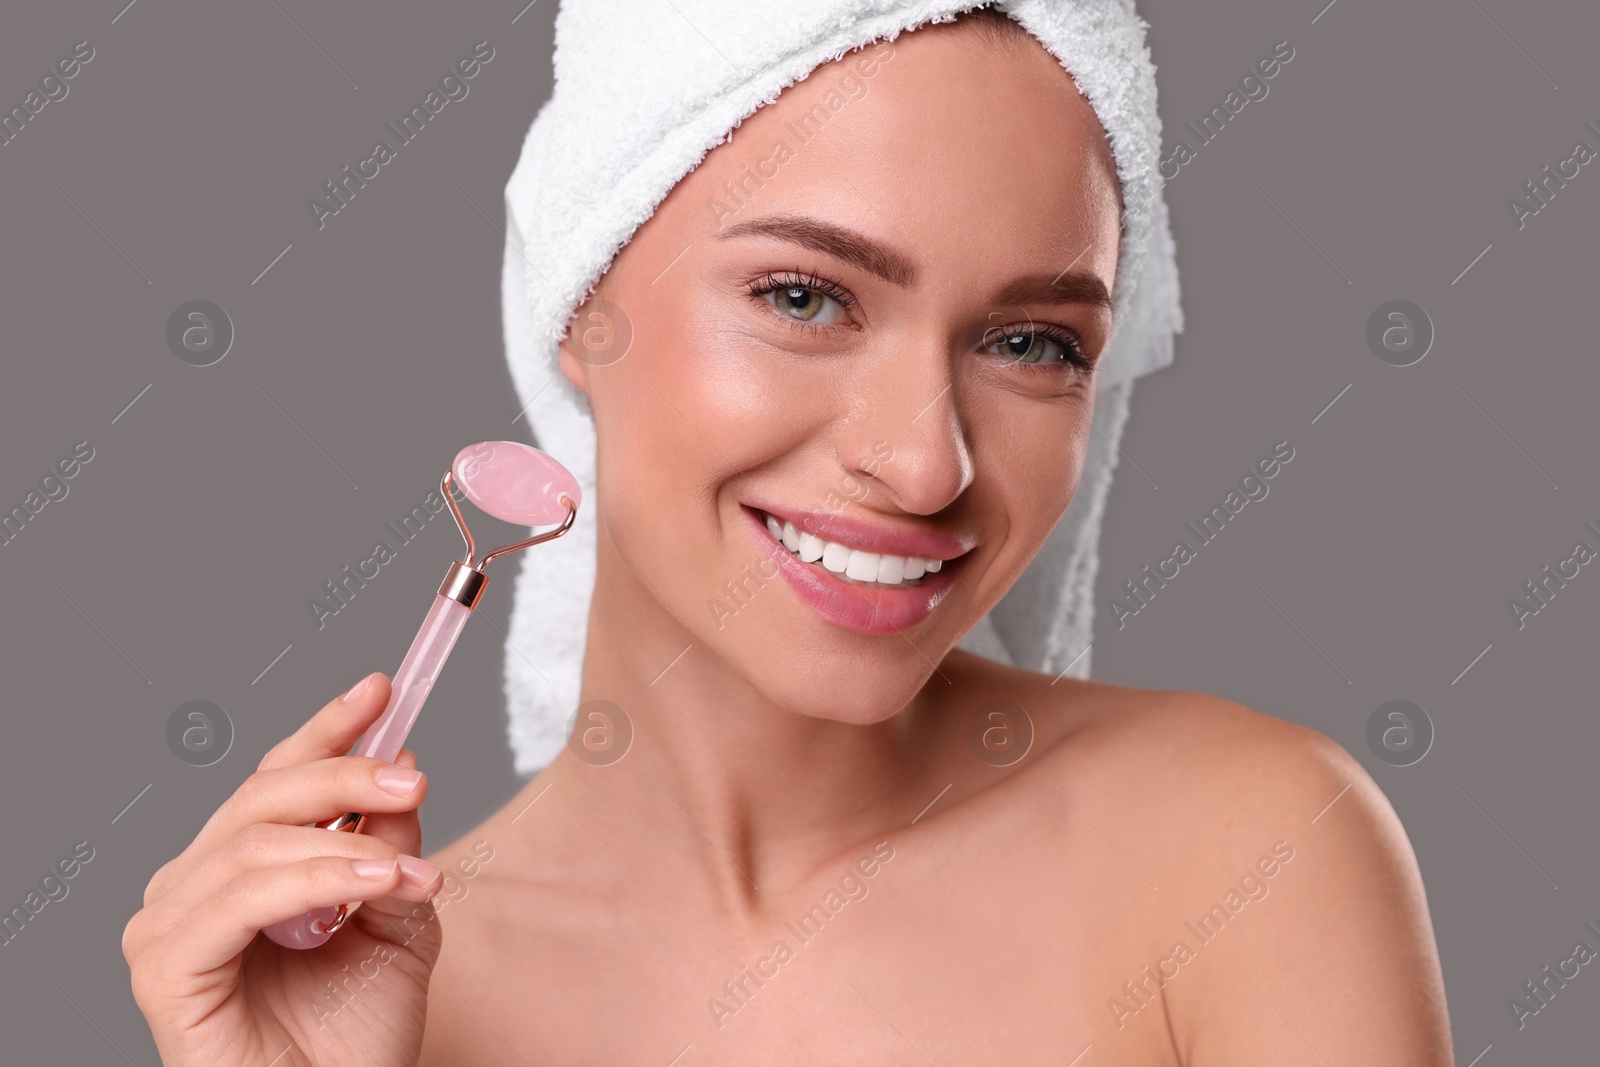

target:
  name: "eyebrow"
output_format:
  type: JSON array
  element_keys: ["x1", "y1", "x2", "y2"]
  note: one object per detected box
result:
[
  {"x1": 993, "y1": 271, "x2": 1112, "y2": 311},
  {"x1": 717, "y1": 213, "x2": 1112, "y2": 310},
  {"x1": 717, "y1": 214, "x2": 919, "y2": 287}
]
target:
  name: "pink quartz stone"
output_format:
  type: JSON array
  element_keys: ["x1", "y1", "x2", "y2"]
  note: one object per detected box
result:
[{"x1": 453, "y1": 440, "x2": 581, "y2": 526}]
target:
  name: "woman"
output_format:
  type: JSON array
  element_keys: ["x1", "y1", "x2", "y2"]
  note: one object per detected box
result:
[{"x1": 123, "y1": 4, "x2": 1453, "y2": 1064}]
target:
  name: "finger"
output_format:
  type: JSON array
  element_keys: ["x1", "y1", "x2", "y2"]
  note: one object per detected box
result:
[
  {"x1": 222, "y1": 756, "x2": 430, "y2": 838},
  {"x1": 348, "y1": 747, "x2": 440, "y2": 949},
  {"x1": 348, "y1": 748, "x2": 440, "y2": 953},
  {"x1": 351, "y1": 877, "x2": 443, "y2": 962},
  {"x1": 135, "y1": 823, "x2": 417, "y2": 944},
  {"x1": 146, "y1": 674, "x2": 390, "y2": 905},
  {"x1": 150, "y1": 854, "x2": 443, "y2": 978},
  {"x1": 147, "y1": 755, "x2": 427, "y2": 903},
  {"x1": 360, "y1": 749, "x2": 424, "y2": 861},
  {"x1": 146, "y1": 821, "x2": 408, "y2": 912},
  {"x1": 256, "y1": 673, "x2": 393, "y2": 772}
]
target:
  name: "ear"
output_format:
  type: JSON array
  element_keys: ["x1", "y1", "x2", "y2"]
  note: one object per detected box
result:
[
  {"x1": 557, "y1": 329, "x2": 589, "y2": 396},
  {"x1": 556, "y1": 291, "x2": 602, "y2": 395},
  {"x1": 557, "y1": 290, "x2": 628, "y2": 394}
]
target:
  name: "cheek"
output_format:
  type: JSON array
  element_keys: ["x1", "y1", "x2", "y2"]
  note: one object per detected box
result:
[
  {"x1": 587, "y1": 299, "x2": 837, "y2": 569},
  {"x1": 673, "y1": 295, "x2": 854, "y2": 451},
  {"x1": 589, "y1": 366, "x2": 703, "y2": 543},
  {"x1": 610, "y1": 290, "x2": 841, "y2": 481},
  {"x1": 972, "y1": 391, "x2": 1092, "y2": 543},
  {"x1": 674, "y1": 324, "x2": 789, "y2": 437}
]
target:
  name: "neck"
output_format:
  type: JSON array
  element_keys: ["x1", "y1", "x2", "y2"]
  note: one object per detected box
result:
[{"x1": 560, "y1": 525, "x2": 947, "y2": 901}]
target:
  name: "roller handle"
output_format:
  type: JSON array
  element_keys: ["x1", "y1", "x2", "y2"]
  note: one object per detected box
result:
[{"x1": 260, "y1": 593, "x2": 473, "y2": 949}]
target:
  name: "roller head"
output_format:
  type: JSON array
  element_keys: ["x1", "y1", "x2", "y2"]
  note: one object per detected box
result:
[{"x1": 453, "y1": 441, "x2": 581, "y2": 526}]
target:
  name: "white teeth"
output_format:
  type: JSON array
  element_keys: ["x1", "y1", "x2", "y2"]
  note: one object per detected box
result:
[
  {"x1": 760, "y1": 510, "x2": 948, "y2": 586},
  {"x1": 845, "y1": 550, "x2": 880, "y2": 581}
]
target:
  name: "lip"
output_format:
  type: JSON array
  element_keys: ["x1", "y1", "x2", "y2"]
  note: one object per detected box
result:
[
  {"x1": 741, "y1": 505, "x2": 964, "y2": 635},
  {"x1": 744, "y1": 499, "x2": 976, "y2": 561}
]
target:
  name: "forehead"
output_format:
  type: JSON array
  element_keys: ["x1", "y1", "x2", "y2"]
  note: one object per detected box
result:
[{"x1": 668, "y1": 20, "x2": 1123, "y2": 289}]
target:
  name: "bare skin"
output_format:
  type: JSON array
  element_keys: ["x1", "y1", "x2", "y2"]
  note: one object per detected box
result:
[{"x1": 126, "y1": 14, "x2": 1452, "y2": 1067}]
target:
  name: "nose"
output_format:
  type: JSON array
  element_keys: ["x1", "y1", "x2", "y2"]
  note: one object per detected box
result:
[{"x1": 833, "y1": 350, "x2": 975, "y2": 517}]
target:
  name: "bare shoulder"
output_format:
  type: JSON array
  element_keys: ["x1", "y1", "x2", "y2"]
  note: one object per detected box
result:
[
  {"x1": 944, "y1": 648, "x2": 1362, "y2": 821},
  {"x1": 951, "y1": 654, "x2": 1452, "y2": 1064},
  {"x1": 1025, "y1": 673, "x2": 1429, "y2": 917},
  {"x1": 1045, "y1": 676, "x2": 1368, "y2": 829}
]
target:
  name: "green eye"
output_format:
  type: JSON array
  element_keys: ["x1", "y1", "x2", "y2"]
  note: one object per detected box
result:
[
  {"x1": 774, "y1": 286, "x2": 826, "y2": 321},
  {"x1": 983, "y1": 325, "x2": 1090, "y2": 369},
  {"x1": 997, "y1": 331, "x2": 1050, "y2": 362},
  {"x1": 750, "y1": 271, "x2": 856, "y2": 328}
]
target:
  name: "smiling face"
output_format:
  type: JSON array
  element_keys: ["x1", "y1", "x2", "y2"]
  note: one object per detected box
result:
[{"x1": 559, "y1": 14, "x2": 1122, "y2": 724}]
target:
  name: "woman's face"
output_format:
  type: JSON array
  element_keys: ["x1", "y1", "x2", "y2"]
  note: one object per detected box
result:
[{"x1": 561, "y1": 18, "x2": 1122, "y2": 723}]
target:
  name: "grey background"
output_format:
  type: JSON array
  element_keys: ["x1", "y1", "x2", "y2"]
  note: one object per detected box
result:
[{"x1": 1, "y1": 0, "x2": 1594, "y2": 1061}]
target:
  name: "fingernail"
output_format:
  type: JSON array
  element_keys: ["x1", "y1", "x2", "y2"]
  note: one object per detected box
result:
[
  {"x1": 398, "y1": 855, "x2": 442, "y2": 887},
  {"x1": 341, "y1": 673, "x2": 375, "y2": 703},
  {"x1": 353, "y1": 858, "x2": 398, "y2": 881},
  {"x1": 375, "y1": 766, "x2": 424, "y2": 797}
]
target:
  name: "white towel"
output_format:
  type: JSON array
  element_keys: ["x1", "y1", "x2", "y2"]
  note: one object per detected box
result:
[{"x1": 499, "y1": 0, "x2": 1182, "y2": 774}]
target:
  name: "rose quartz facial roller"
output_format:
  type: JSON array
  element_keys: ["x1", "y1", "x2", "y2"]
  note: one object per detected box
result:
[{"x1": 261, "y1": 441, "x2": 579, "y2": 949}]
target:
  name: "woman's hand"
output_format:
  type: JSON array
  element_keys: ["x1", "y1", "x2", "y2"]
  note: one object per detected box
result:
[{"x1": 124, "y1": 674, "x2": 446, "y2": 1067}]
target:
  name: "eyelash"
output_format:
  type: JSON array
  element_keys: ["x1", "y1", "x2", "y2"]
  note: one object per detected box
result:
[
  {"x1": 746, "y1": 269, "x2": 860, "y2": 335},
  {"x1": 982, "y1": 322, "x2": 1093, "y2": 372},
  {"x1": 744, "y1": 269, "x2": 1092, "y2": 371}
]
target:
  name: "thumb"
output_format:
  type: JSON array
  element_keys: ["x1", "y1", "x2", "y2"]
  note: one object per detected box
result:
[
  {"x1": 350, "y1": 749, "x2": 442, "y2": 959},
  {"x1": 360, "y1": 747, "x2": 424, "y2": 858}
]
